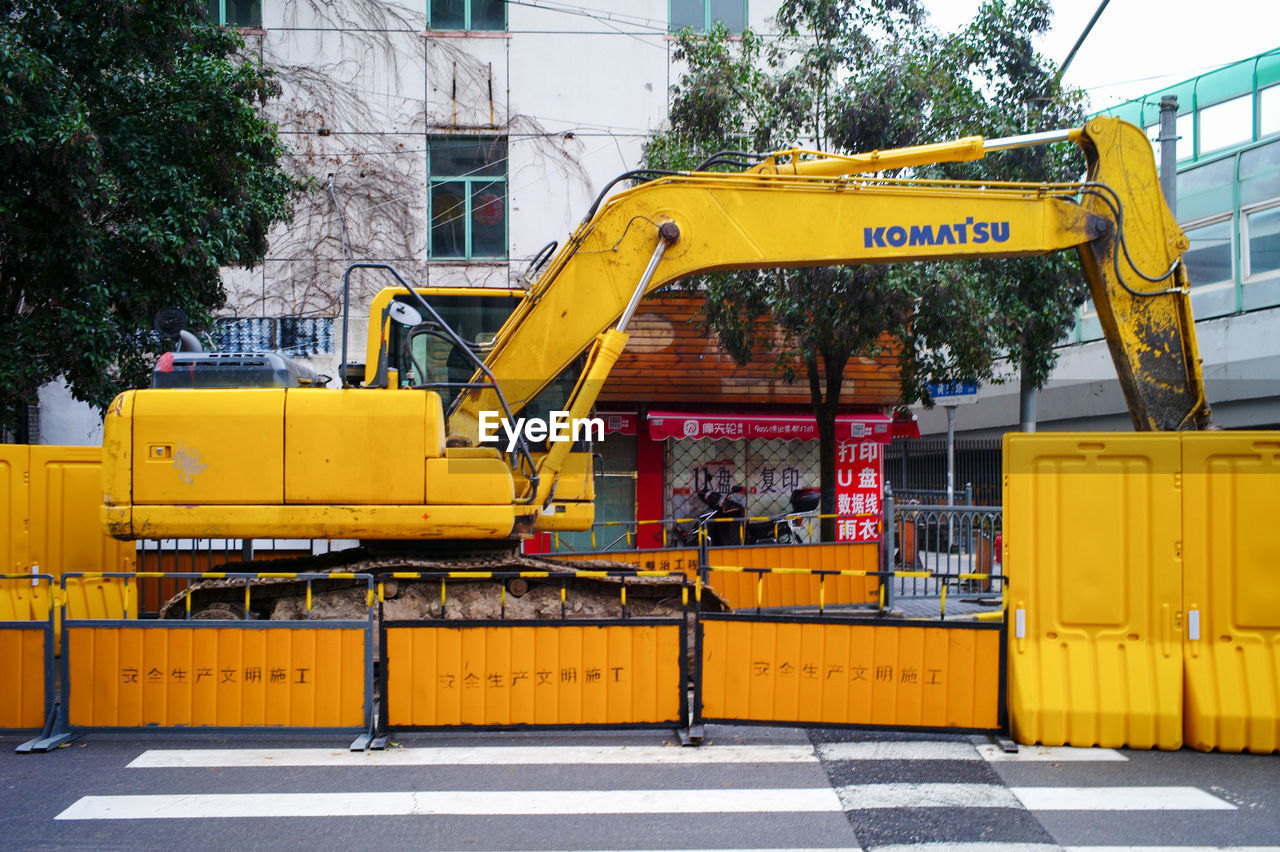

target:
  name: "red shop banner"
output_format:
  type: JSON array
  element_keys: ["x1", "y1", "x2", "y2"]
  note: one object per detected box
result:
[
  {"x1": 835, "y1": 439, "x2": 883, "y2": 543},
  {"x1": 647, "y1": 411, "x2": 894, "y2": 443}
]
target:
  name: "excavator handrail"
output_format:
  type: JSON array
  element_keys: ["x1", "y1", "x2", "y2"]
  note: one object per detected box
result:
[{"x1": 339, "y1": 261, "x2": 541, "y2": 504}]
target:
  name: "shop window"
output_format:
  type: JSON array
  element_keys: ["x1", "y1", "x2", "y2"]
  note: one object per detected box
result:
[
  {"x1": 666, "y1": 436, "x2": 820, "y2": 539},
  {"x1": 429, "y1": 136, "x2": 507, "y2": 260},
  {"x1": 430, "y1": 0, "x2": 505, "y2": 31},
  {"x1": 1245, "y1": 204, "x2": 1280, "y2": 281},
  {"x1": 670, "y1": 0, "x2": 747, "y2": 33},
  {"x1": 207, "y1": 0, "x2": 261, "y2": 27},
  {"x1": 1199, "y1": 94, "x2": 1253, "y2": 155},
  {"x1": 1261, "y1": 85, "x2": 1280, "y2": 139}
]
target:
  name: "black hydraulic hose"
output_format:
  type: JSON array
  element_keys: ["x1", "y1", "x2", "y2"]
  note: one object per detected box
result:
[
  {"x1": 524, "y1": 240, "x2": 559, "y2": 280},
  {"x1": 582, "y1": 169, "x2": 681, "y2": 222}
]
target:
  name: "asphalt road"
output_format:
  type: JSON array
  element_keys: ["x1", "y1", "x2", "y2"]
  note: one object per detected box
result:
[{"x1": 1, "y1": 726, "x2": 1277, "y2": 851}]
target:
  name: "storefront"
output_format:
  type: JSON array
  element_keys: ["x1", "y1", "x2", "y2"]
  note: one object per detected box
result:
[{"x1": 524, "y1": 296, "x2": 915, "y2": 553}]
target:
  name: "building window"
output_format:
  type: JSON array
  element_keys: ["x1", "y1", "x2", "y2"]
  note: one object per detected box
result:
[
  {"x1": 430, "y1": 0, "x2": 505, "y2": 31},
  {"x1": 1261, "y1": 84, "x2": 1280, "y2": 139},
  {"x1": 1146, "y1": 112, "x2": 1194, "y2": 164},
  {"x1": 207, "y1": 0, "x2": 261, "y2": 27},
  {"x1": 1183, "y1": 216, "x2": 1234, "y2": 289},
  {"x1": 429, "y1": 136, "x2": 507, "y2": 260},
  {"x1": 1199, "y1": 94, "x2": 1253, "y2": 156},
  {"x1": 669, "y1": 0, "x2": 747, "y2": 33},
  {"x1": 1245, "y1": 203, "x2": 1280, "y2": 281}
]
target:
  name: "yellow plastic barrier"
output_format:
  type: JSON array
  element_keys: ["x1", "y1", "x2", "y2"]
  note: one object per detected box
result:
[
  {"x1": 64, "y1": 624, "x2": 367, "y2": 729},
  {"x1": 0, "y1": 446, "x2": 29, "y2": 578},
  {"x1": 1182, "y1": 432, "x2": 1280, "y2": 753},
  {"x1": 699, "y1": 615, "x2": 1000, "y2": 730},
  {"x1": 28, "y1": 446, "x2": 133, "y2": 582},
  {"x1": 384, "y1": 621, "x2": 684, "y2": 728},
  {"x1": 542, "y1": 547, "x2": 701, "y2": 579},
  {"x1": 0, "y1": 575, "x2": 54, "y2": 732},
  {"x1": 707, "y1": 543, "x2": 879, "y2": 609},
  {"x1": 56, "y1": 572, "x2": 374, "y2": 735},
  {"x1": 1004, "y1": 433, "x2": 1183, "y2": 750}
]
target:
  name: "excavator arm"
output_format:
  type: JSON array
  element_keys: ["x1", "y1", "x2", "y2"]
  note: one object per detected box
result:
[{"x1": 453, "y1": 116, "x2": 1210, "y2": 509}]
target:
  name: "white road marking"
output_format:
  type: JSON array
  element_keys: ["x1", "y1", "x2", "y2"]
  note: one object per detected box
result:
[
  {"x1": 872, "y1": 845, "x2": 1060, "y2": 852},
  {"x1": 818, "y1": 741, "x2": 980, "y2": 762},
  {"x1": 836, "y1": 783, "x2": 1022, "y2": 809},
  {"x1": 1062, "y1": 848, "x2": 1280, "y2": 851},
  {"x1": 837, "y1": 783, "x2": 1235, "y2": 812},
  {"x1": 128, "y1": 744, "x2": 818, "y2": 769},
  {"x1": 976, "y1": 744, "x2": 1128, "y2": 762},
  {"x1": 55, "y1": 788, "x2": 844, "y2": 820},
  {"x1": 1011, "y1": 786, "x2": 1236, "y2": 811}
]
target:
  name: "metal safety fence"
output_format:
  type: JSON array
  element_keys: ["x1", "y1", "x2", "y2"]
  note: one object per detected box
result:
[
  {"x1": 882, "y1": 489, "x2": 1003, "y2": 614},
  {"x1": 0, "y1": 574, "x2": 56, "y2": 749},
  {"x1": 538, "y1": 512, "x2": 888, "y2": 553},
  {"x1": 31, "y1": 572, "x2": 378, "y2": 752},
  {"x1": 378, "y1": 569, "x2": 693, "y2": 731}
]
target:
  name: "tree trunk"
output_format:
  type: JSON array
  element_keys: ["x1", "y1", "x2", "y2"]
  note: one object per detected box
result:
[{"x1": 809, "y1": 351, "x2": 847, "y2": 542}]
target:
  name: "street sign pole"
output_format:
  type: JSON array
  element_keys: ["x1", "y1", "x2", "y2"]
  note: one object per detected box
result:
[{"x1": 946, "y1": 405, "x2": 956, "y2": 505}]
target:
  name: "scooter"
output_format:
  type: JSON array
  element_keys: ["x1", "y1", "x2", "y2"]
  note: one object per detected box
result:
[{"x1": 672, "y1": 488, "x2": 805, "y2": 546}]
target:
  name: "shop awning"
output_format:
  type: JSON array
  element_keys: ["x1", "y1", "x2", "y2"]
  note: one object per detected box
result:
[{"x1": 647, "y1": 410, "x2": 899, "y2": 443}]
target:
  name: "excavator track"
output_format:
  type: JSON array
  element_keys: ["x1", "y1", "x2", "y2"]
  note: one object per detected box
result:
[{"x1": 158, "y1": 545, "x2": 725, "y2": 623}]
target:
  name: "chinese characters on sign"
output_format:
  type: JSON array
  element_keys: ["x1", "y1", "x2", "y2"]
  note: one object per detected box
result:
[
  {"x1": 121, "y1": 666, "x2": 311, "y2": 685},
  {"x1": 835, "y1": 440, "x2": 882, "y2": 543}
]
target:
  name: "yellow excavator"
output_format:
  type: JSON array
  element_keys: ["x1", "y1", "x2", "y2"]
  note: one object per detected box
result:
[{"x1": 99, "y1": 117, "x2": 1210, "y2": 617}]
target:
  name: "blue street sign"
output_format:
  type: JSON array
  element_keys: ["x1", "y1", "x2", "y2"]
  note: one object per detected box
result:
[{"x1": 927, "y1": 380, "x2": 979, "y2": 404}]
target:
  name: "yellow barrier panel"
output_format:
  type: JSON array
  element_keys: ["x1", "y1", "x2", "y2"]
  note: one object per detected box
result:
[
  {"x1": 1004, "y1": 433, "x2": 1183, "y2": 750},
  {"x1": 699, "y1": 616, "x2": 1000, "y2": 730},
  {"x1": 541, "y1": 548, "x2": 701, "y2": 579},
  {"x1": 706, "y1": 544, "x2": 879, "y2": 609},
  {"x1": 0, "y1": 574, "x2": 54, "y2": 733},
  {"x1": 0, "y1": 446, "x2": 28, "y2": 579},
  {"x1": 1183, "y1": 432, "x2": 1280, "y2": 753},
  {"x1": 28, "y1": 446, "x2": 133, "y2": 583},
  {"x1": 384, "y1": 622, "x2": 684, "y2": 728},
  {"x1": 0, "y1": 626, "x2": 48, "y2": 730},
  {"x1": 64, "y1": 625, "x2": 366, "y2": 728}
]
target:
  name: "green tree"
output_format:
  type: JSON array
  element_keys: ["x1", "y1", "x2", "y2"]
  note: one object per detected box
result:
[
  {"x1": 0, "y1": 0, "x2": 297, "y2": 438},
  {"x1": 647, "y1": 0, "x2": 1084, "y2": 537}
]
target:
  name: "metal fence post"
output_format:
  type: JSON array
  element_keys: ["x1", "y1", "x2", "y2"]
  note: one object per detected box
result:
[
  {"x1": 964, "y1": 482, "x2": 973, "y2": 507},
  {"x1": 882, "y1": 486, "x2": 896, "y2": 612}
]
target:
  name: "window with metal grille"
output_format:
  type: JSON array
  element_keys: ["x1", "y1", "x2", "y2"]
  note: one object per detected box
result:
[
  {"x1": 207, "y1": 0, "x2": 261, "y2": 27},
  {"x1": 214, "y1": 317, "x2": 335, "y2": 356},
  {"x1": 665, "y1": 436, "x2": 820, "y2": 540},
  {"x1": 429, "y1": 136, "x2": 508, "y2": 260},
  {"x1": 429, "y1": 0, "x2": 505, "y2": 32},
  {"x1": 669, "y1": 0, "x2": 747, "y2": 33}
]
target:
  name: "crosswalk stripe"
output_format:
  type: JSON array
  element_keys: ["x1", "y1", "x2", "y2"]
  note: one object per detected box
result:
[
  {"x1": 836, "y1": 783, "x2": 1022, "y2": 809},
  {"x1": 976, "y1": 744, "x2": 1128, "y2": 762},
  {"x1": 127, "y1": 744, "x2": 818, "y2": 769},
  {"x1": 1061, "y1": 847, "x2": 1280, "y2": 851},
  {"x1": 1011, "y1": 786, "x2": 1236, "y2": 811},
  {"x1": 817, "y1": 741, "x2": 980, "y2": 761},
  {"x1": 835, "y1": 783, "x2": 1235, "y2": 811},
  {"x1": 875, "y1": 839, "x2": 1054, "y2": 844},
  {"x1": 55, "y1": 788, "x2": 844, "y2": 820}
]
